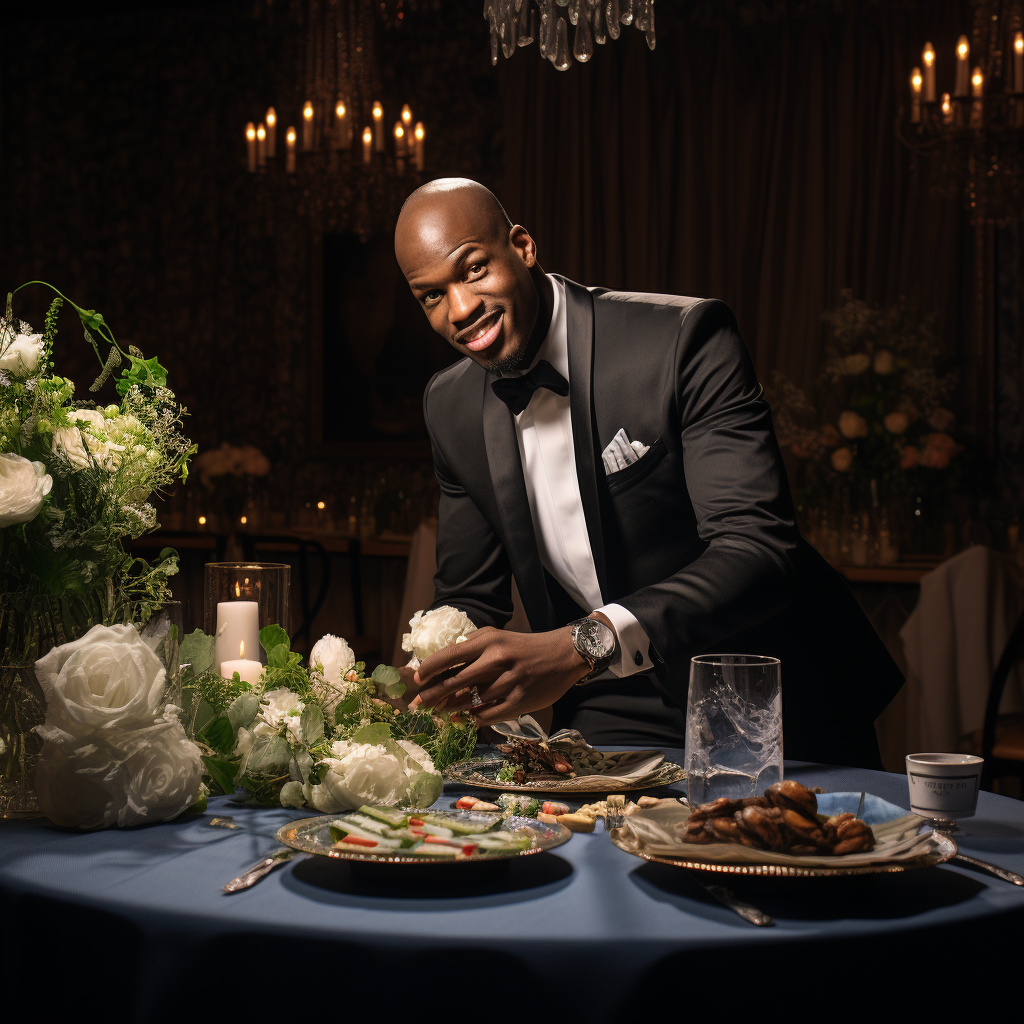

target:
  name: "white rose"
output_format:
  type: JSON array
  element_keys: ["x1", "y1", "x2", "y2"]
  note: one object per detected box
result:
[
  {"x1": 52, "y1": 425, "x2": 92, "y2": 470},
  {"x1": 0, "y1": 453, "x2": 53, "y2": 527},
  {"x1": 309, "y1": 634, "x2": 355, "y2": 686},
  {"x1": 34, "y1": 736, "x2": 120, "y2": 829},
  {"x1": 34, "y1": 623, "x2": 167, "y2": 733},
  {"x1": 116, "y1": 717, "x2": 204, "y2": 827},
  {"x1": 402, "y1": 606, "x2": 478, "y2": 667},
  {"x1": 260, "y1": 687, "x2": 305, "y2": 730},
  {"x1": 0, "y1": 332, "x2": 44, "y2": 376},
  {"x1": 73, "y1": 410, "x2": 124, "y2": 470}
]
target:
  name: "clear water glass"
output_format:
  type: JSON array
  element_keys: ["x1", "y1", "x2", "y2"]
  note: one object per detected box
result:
[{"x1": 684, "y1": 654, "x2": 783, "y2": 806}]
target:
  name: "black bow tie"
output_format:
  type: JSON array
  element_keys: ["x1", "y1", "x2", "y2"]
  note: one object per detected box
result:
[{"x1": 490, "y1": 360, "x2": 569, "y2": 415}]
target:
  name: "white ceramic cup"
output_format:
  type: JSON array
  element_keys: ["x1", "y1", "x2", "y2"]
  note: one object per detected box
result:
[{"x1": 905, "y1": 752, "x2": 984, "y2": 820}]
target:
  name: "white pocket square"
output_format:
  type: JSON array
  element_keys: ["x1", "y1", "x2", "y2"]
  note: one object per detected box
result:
[{"x1": 601, "y1": 427, "x2": 650, "y2": 475}]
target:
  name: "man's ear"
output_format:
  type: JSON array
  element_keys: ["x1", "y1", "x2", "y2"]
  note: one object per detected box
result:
[{"x1": 509, "y1": 224, "x2": 537, "y2": 268}]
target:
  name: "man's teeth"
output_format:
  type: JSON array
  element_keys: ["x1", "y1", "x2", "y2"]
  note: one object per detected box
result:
[{"x1": 468, "y1": 316, "x2": 497, "y2": 341}]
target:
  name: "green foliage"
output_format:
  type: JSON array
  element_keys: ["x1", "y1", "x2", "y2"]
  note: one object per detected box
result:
[
  {"x1": 180, "y1": 630, "x2": 216, "y2": 678},
  {"x1": 201, "y1": 755, "x2": 238, "y2": 797},
  {"x1": 372, "y1": 663, "x2": 405, "y2": 698},
  {"x1": 259, "y1": 624, "x2": 290, "y2": 658}
]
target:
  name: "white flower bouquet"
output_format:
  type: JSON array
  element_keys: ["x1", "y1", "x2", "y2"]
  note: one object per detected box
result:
[
  {"x1": 1, "y1": 282, "x2": 194, "y2": 815},
  {"x1": 179, "y1": 624, "x2": 475, "y2": 813}
]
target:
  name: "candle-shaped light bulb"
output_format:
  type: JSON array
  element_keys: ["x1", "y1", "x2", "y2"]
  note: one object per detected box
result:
[
  {"x1": 941, "y1": 91, "x2": 952, "y2": 122},
  {"x1": 910, "y1": 67, "x2": 922, "y2": 122},
  {"x1": 302, "y1": 100, "x2": 314, "y2": 150},
  {"x1": 401, "y1": 103, "x2": 413, "y2": 126},
  {"x1": 265, "y1": 106, "x2": 277, "y2": 158},
  {"x1": 245, "y1": 122, "x2": 257, "y2": 172},
  {"x1": 970, "y1": 67, "x2": 984, "y2": 127},
  {"x1": 394, "y1": 120, "x2": 406, "y2": 159},
  {"x1": 256, "y1": 122, "x2": 266, "y2": 166},
  {"x1": 372, "y1": 101, "x2": 384, "y2": 151},
  {"x1": 955, "y1": 35, "x2": 970, "y2": 96},
  {"x1": 922, "y1": 42, "x2": 936, "y2": 102},
  {"x1": 1014, "y1": 32, "x2": 1024, "y2": 94},
  {"x1": 362, "y1": 126, "x2": 373, "y2": 164},
  {"x1": 336, "y1": 101, "x2": 346, "y2": 119},
  {"x1": 285, "y1": 126, "x2": 296, "y2": 173},
  {"x1": 972, "y1": 68, "x2": 983, "y2": 94},
  {"x1": 911, "y1": 69, "x2": 922, "y2": 93},
  {"x1": 414, "y1": 121, "x2": 425, "y2": 171}
]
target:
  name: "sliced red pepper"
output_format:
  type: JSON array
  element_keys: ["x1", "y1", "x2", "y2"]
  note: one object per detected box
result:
[
  {"x1": 461, "y1": 844, "x2": 477, "y2": 856},
  {"x1": 409, "y1": 818, "x2": 424, "y2": 826},
  {"x1": 341, "y1": 835, "x2": 378, "y2": 847},
  {"x1": 410, "y1": 828, "x2": 426, "y2": 836},
  {"x1": 424, "y1": 835, "x2": 459, "y2": 846}
]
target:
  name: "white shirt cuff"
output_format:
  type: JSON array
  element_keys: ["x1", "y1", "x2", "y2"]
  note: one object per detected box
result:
[{"x1": 595, "y1": 603, "x2": 654, "y2": 677}]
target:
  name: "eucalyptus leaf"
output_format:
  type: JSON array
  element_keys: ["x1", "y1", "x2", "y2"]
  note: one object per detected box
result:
[
  {"x1": 351, "y1": 722, "x2": 392, "y2": 745},
  {"x1": 371, "y1": 664, "x2": 401, "y2": 687},
  {"x1": 245, "y1": 734, "x2": 291, "y2": 773},
  {"x1": 334, "y1": 693, "x2": 361, "y2": 721},
  {"x1": 291, "y1": 748, "x2": 314, "y2": 784},
  {"x1": 299, "y1": 703, "x2": 324, "y2": 746},
  {"x1": 259, "y1": 624, "x2": 290, "y2": 657},
  {"x1": 227, "y1": 691, "x2": 260, "y2": 732},
  {"x1": 180, "y1": 629, "x2": 215, "y2": 678}
]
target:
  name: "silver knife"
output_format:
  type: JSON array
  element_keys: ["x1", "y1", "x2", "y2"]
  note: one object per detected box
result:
[
  {"x1": 700, "y1": 882, "x2": 775, "y2": 926},
  {"x1": 951, "y1": 853, "x2": 1024, "y2": 886},
  {"x1": 223, "y1": 848, "x2": 298, "y2": 893}
]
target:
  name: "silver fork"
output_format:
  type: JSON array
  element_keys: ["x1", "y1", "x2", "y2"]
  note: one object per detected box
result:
[{"x1": 223, "y1": 848, "x2": 298, "y2": 893}]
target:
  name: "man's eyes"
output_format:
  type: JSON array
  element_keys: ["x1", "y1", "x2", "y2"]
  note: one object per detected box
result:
[
  {"x1": 467, "y1": 262, "x2": 486, "y2": 278},
  {"x1": 421, "y1": 263, "x2": 487, "y2": 305}
]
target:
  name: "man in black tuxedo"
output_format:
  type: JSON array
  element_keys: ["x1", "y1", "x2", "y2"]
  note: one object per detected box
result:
[{"x1": 396, "y1": 178, "x2": 901, "y2": 769}]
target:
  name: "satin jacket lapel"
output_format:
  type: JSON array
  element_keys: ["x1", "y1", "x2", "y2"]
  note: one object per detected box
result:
[
  {"x1": 559, "y1": 277, "x2": 609, "y2": 600},
  {"x1": 481, "y1": 375, "x2": 555, "y2": 627}
]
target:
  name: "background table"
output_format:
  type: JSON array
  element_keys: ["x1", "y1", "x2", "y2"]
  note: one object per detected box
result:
[{"x1": 3, "y1": 758, "x2": 1023, "y2": 1019}]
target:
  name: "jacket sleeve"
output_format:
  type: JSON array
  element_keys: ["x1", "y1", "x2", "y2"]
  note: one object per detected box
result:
[
  {"x1": 424, "y1": 376, "x2": 515, "y2": 630},
  {"x1": 615, "y1": 300, "x2": 801, "y2": 669}
]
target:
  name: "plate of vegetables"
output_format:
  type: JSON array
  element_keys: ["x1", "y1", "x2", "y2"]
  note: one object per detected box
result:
[{"x1": 276, "y1": 803, "x2": 572, "y2": 864}]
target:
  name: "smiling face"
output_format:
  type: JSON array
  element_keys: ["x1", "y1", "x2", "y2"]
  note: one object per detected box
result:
[{"x1": 394, "y1": 180, "x2": 543, "y2": 372}]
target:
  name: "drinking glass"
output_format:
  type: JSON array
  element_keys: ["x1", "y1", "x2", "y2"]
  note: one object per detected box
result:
[{"x1": 684, "y1": 654, "x2": 783, "y2": 805}]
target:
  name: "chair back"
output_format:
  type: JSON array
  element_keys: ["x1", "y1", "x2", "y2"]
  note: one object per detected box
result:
[{"x1": 980, "y1": 606, "x2": 1024, "y2": 790}]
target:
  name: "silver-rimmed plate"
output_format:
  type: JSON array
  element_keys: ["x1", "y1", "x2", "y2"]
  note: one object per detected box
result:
[
  {"x1": 445, "y1": 755, "x2": 687, "y2": 793},
  {"x1": 277, "y1": 808, "x2": 572, "y2": 865}
]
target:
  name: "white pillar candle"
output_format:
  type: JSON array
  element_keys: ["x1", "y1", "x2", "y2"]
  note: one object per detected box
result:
[
  {"x1": 334, "y1": 100, "x2": 347, "y2": 150},
  {"x1": 302, "y1": 100, "x2": 314, "y2": 150},
  {"x1": 362, "y1": 126, "x2": 372, "y2": 164},
  {"x1": 1014, "y1": 33, "x2": 1023, "y2": 94},
  {"x1": 910, "y1": 67, "x2": 922, "y2": 123},
  {"x1": 220, "y1": 647, "x2": 264, "y2": 687},
  {"x1": 245, "y1": 122, "x2": 256, "y2": 172},
  {"x1": 401, "y1": 104, "x2": 413, "y2": 131},
  {"x1": 265, "y1": 107, "x2": 277, "y2": 158},
  {"x1": 286, "y1": 126, "x2": 296, "y2": 173},
  {"x1": 372, "y1": 101, "x2": 384, "y2": 151},
  {"x1": 922, "y1": 43, "x2": 936, "y2": 102},
  {"x1": 215, "y1": 600, "x2": 260, "y2": 673},
  {"x1": 954, "y1": 36, "x2": 970, "y2": 96}
]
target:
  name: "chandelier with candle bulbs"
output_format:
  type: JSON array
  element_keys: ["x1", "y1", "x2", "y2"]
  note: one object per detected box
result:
[
  {"x1": 898, "y1": 0, "x2": 1024, "y2": 225},
  {"x1": 242, "y1": 0, "x2": 426, "y2": 236},
  {"x1": 485, "y1": 0, "x2": 656, "y2": 70}
]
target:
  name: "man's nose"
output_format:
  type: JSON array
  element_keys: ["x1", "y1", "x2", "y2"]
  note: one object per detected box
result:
[{"x1": 448, "y1": 284, "x2": 481, "y2": 326}]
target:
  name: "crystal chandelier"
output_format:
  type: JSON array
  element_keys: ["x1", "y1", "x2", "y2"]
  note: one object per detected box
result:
[
  {"x1": 242, "y1": 0, "x2": 426, "y2": 236},
  {"x1": 484, "y1": 0, "x2": 656, "y2": 70},
  {"x1": 898, "y1": 0, "x2": 1024, "y2": 225}
]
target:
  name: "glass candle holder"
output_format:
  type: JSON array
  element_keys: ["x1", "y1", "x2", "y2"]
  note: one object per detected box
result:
[{"x1": 204, "y1": 562, "x2": 291, "y2": 669}]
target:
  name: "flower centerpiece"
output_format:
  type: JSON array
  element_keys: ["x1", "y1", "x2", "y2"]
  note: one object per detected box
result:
[
  {"x1": 769, "y1": 291, "x2": 962, "y2": 565},
  {"x1": 1, "y1": 282, "x2": 193, "y2": 816},
  {"x1": 190, "y1": 440, "x2": 271, "y2": 532},
  {"x1": 178, "y1": 621, "x2": 476, "y2": 812}
]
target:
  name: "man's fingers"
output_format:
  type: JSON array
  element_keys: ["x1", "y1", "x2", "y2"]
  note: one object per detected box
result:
[
  {"x1": 409, "y1": 667, "x2": 476, "y2": 710},
  {"x1": 468, "y1": 700, "x2": 520, "y2": 727},
  {"x1": 416, "y1": 628, "x2": 493, "y2": 684}
]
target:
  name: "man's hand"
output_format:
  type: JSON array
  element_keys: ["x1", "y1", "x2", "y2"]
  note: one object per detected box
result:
[{"x1": 408, "y1": 626, "x2": 591, "y2": 726}]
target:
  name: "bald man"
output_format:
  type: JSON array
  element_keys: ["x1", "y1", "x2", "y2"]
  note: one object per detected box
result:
[{"x1": 395, "y1": 178, "x2": 901, "y2": 768}]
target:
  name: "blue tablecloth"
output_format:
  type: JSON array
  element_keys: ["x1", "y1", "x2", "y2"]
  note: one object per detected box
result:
[{"x1": 2, "y1": 758, "x2": 1023, "y2": 1018}]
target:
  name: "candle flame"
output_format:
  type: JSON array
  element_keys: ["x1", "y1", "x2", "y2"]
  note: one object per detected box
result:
[
  {"x1": 957, "y1": 37, "x2": 969, "y2": 60},
  {"x1": 266, "y1": 107, "x2": 276, "y2": 126},
  {"x1": 911, "y1": 69, "x2": 922, "y2": 92},
  {"x1": 394, "y1": 122, "x2": 405, "y2": 139},
  {"x1": 941, "y1": 93, "x2": 951, "y2": 115},
  {"x1": 240, "y1": 515, "x2": 247, "y2": 524},
  {"x1": 317, "y1": 500, "x2": 326, "y2": 509},
  {"x1": 372, "y1": 101, "x2": 383, "y2": 120},
  {"x1": 363, "y1": 126, "x2": 373, "y2": 143},
  {"x1": 414, "y1": 122, "x2": 425, "y2": 140},
  {"x1": 972, "y1": 69, "x2": 983, "y2": 88},
  {"x1": 235, "y1": 581, "x2": 241, "y2": 597},
  {"x1": 1016, "y1": 33, "x2": 1023, "y2": 55},
  {"x1": 336, "y1": 101, "x2": 346, "y2": 118},
  {"x1": 256, "y1": 124, "x2": 266, "y2": 141},
  {"x1": 923, "y1": 44, "x2": 934, "y2": 67},
  {"x1": 239, "y1": 640, "x2": 245, "y2": 659},
  {"x1": 401, "y1": 104, "x2": 412, "y2": 124},
  {"x1": 286, "y1": 127, "x2": 296, "y2": 145},
  {"x1": 198, "y1": 515, "x2": 206, "y2": 525},
  {"x1": 245, "y1": 123, "x2": 256, "y2": 141},
  {"x1": 303, "y1": 101, "x2": 314, "y2": 121}
]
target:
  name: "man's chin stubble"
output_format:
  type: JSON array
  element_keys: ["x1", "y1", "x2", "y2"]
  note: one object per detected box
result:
[{"x1": 484, "y1": 342, "x2": 527, "y2": 375}]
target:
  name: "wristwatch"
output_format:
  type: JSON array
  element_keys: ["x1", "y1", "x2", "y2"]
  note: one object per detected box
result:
[{"x1": 569, "y1": 617, "x2": 619, "y2": 684}]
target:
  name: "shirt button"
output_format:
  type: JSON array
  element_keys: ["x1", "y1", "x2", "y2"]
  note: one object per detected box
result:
[{"x1": 634, "y1": 650, "x2": 643, "y2": 666}]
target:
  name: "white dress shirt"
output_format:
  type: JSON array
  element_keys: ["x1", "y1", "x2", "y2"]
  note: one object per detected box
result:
[{"x1": 508, "y1": 276, "x2": 654, "y2": 677}]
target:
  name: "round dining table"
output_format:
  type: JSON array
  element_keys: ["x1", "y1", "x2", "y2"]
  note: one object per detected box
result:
[{"x1": 2, "y1": 756, "x2": 1022, "y2": 1019}]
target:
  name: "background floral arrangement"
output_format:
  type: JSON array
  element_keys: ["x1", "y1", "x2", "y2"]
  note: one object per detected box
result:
[
  {"x1": 190, "y1": 440, "x2": 270, "y2": 530},
  {"x1": 178, "y1": 606, "x2": 479, "y2": 814},
  {"x1": 769, "y1": 291, "x2": 962, "y2": 555}
]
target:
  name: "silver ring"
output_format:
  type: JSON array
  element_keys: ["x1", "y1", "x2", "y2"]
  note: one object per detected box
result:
[{"x1": 469, "y1": 686, "x2": 484, "y2": 707}]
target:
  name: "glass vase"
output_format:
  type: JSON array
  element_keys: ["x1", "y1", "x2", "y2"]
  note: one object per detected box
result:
[
  {"x1": 0, "y1": 662, "x2": 46, "y2": 818},
  {"x1": 203, "y1": 562, "x2": 291, "y2": 665}
]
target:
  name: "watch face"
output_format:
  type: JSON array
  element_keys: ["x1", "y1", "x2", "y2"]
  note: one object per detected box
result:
[{"x1": 578, "y1": 620, "x2": 614, "y2": 659}]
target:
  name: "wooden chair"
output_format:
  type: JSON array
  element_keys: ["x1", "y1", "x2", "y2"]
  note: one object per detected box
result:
[
  {"x1": 978, "y1": 606, "x2": 1024, "y2": 792},
  {"x1": 239, "y1": 535, "x2": 332, "y2": 655}
]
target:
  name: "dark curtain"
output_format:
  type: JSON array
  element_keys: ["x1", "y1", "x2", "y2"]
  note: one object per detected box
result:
[{"x1": 499, "y1": 2, "x2": 969, "y2": 392}]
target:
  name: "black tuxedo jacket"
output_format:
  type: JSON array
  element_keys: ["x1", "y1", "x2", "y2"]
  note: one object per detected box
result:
[{"x1": 423, "y1": 276, "x2": 902, "y2": 767}]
